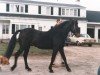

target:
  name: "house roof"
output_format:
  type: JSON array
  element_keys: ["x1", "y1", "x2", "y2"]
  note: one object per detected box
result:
[
  {"x1": 0, "y1": 13, "x2": 86, "y2": 20},
  {"x1": 0, "y1": 0, "x2": 85, "y2": 8},
  {"x1": 87, "y1": 11, "x2": 100, "y2": 23}
]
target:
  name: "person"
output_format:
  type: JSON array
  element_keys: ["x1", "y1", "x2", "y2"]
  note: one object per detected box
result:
[
  {"x1": 53, "y1": 18, "x2": 64, "y2": 67},
  {"x1": 55, "y1": 18, "x2": 62, "y2": 26},
  {"x1": 98, "y1": 66, "x2": 100, "y2": 75}
]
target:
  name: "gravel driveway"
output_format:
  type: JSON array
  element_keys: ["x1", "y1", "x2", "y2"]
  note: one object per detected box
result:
[{"x1": 0, "y1": 45, "x2": 100, "y2": 75}]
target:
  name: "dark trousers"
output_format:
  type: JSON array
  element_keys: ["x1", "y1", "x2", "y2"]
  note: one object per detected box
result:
[{"x1": 98, "y1": 66, "x2": 100, "y2": 75}]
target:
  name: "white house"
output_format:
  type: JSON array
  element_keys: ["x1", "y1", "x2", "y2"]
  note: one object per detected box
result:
[
  {"x1": 0, "y1": 0, "x2": 87, "y2": 40},
  {"x1": 87, "y1": 11, "x2": 100, "y2": 43}
]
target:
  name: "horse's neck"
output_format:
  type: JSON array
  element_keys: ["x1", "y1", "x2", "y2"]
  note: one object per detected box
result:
[{"x1": 63, "y1": 25, "x2": 71, "y2": 38}]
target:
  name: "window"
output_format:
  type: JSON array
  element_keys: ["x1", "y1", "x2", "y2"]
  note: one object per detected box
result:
[
  {"x1": 14, "y1": 4, "x2": 28, "y2": 13},
  {"x1": 74, "y1": 9, "x2": 78, "y2": 16},
  {"x1": 16, "y1": 5, "x2": 19, "y2": 12},
  {"x1": 31, "y1": 25, "x2": 34, "y2": 29},
  {"x1": 20, "y1": 25, "x2": 27, "y2": 29},
  {"x1": 66, "y1": 9, "x2": 69, "y2": 16},
  {"x1": 62, "y1": 8, "x2": 65, "y2": 15},
  {"x1": 2, "y1": 25, "x2": 9, "y2": 34},
  {"x1": 38, "y1": 27, "x2": 42, "y2": 31},
  {"x1": 16, "y1": 25, "x2": 19, "y2": 31},
  {"x1": 12, "y1": 24, "x2": 32, "y2": 34},
  {"x1": 6, "y1": 4, "x2": 10, "y2": 12},
  {"x1": 21, "y1": 6, "x2": 24, "y2": 12},
  {"x1": 12, "y1": 24, "x2": 15, "y2": 34},
  {"x1": 58, "y1": 7, "x2": 61, "y2": 15},
  {"x1": 25, "y1": 5, "x2": 28, "y2": 13},
  {"x1": 38, "y1": 6, "x2": 41, "y2": 14},
  {"x1": 28, "y1": 25, "x2": 31, "y2": 28},
  {"x1": 70, "y1": 9, "x2": 74, "y2": 16},
  {"x1": 51, "y1": 7, "x2": 53, "y2": 15}
]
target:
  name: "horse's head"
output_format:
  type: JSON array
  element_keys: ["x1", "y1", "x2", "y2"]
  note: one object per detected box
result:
[
  {"x1": 53, "y1": 19, "x2": 80, "y2": 37},
  {"x1": 70, "y1": 19, "x2": 80, "y2": 37}
]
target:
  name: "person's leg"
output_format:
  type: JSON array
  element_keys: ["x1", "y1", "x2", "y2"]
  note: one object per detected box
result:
[{"x1": 98, "y1": 66, "x2": 100, "y2": 75}]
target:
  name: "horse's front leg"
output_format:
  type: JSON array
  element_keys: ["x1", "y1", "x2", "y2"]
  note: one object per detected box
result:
[
  {"x1": 49, "y1": 49, "x2": 58, "y2": 73},
  {"x1": 59, "y1": 49, "x2": 71, "y2": 72}
]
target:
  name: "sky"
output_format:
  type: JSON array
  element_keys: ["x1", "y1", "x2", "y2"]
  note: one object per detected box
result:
[
  {"x1": 32, "y1": 0, "x2": 100, "y2": 11},
  {"x1": 80, "y1": 0, "x2": 100, "y2": 11}
]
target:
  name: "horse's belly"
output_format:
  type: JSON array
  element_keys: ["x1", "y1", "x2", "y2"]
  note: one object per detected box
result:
[
  {"x1": 37, "y1": 43, "x2": 52, "y2": 49},
  {"x1": 31, "y1": 42, "x2": 52, "y2": 49},
  {"x1": 39, "y1": 45, "x2": 52, "y2": 49}
]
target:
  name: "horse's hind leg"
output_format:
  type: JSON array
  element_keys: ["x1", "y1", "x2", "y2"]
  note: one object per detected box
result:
[
  {"x1": 23, "y1": 46, "x2": 31, "y2": 71},
  {"x1": 11, "y1": 48, "x2": 23, "y2": 71},
  {"x1": 59, "y1": 49, "x2": 71, "y2": 72}
]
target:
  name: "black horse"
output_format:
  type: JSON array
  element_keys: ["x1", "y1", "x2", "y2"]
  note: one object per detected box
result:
[{"x1": 4, "y1": 19, "x2": 80, "y2": 73}]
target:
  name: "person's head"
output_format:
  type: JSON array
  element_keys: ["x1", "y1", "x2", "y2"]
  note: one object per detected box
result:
[{"x1": 56, "y1": 18, "x2": 62, "y2": 22}]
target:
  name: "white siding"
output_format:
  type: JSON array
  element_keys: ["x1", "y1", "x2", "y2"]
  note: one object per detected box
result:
[
  {"x1": 54, "y1": 7, "x2": 58, "y2": 16},
  {"x1": 0, "y1": 1, "x2": 87, "y2": 40},
  {"x1": 41, "y1": 6, "x2": 46, "y2": 15},
  {"x1": 80, "y1": 8, "x2": 86, "y2": 17},
  {"x1": 28, "y1": 5, "x2": 38, "y2": 14},
  {"x1": 95, "y1": 27, "x2": 99, "y2": 42},
  {"x1": 78, "y1": 21, "x2": 87, "y2": 34},
  {"x1": 0, "y1": 3, "x2": 6, "y2": 13},
  {"x1": 0, "y1": 23, "x2": 2, "y2": 39}
]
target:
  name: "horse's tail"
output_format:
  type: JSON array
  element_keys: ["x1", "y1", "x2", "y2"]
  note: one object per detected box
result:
[{"x1": 4, "y1": 30, "x2": 21, "y2": 59}]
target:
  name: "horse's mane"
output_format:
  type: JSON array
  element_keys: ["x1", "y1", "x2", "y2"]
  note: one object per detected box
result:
[
  {"x1": 55, "y1": 20, "x2": 69, "y2": 28},
  {"x1": 50, "y1": 20, "x2": 69, "y2": 31}
]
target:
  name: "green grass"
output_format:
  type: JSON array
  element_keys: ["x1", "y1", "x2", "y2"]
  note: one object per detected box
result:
[
  {"x1": 0, "y1": 43, "x2": 8, "y2": 55},
  {"x1": 0, "y1": 42, "x2": 52, "y2": 56}
]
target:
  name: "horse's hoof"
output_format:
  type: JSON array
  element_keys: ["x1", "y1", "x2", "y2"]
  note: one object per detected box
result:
[
  {"x1": 49, "y1": 70, "x2": 54, "y2": 73},
  {"x1": 26, "y1": 67, "x2": 32, "y2": 71},
  {"x1": 67, "y1": 68, "x2": 71, "y2": 72},
  {"x1": 11, "y1": 67, "x2": 15, "y2": 71}
]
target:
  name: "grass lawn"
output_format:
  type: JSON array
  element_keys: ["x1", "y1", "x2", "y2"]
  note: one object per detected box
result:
[{"x1": 0, "y1": 42, "x2": 52, "y2": 56}]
